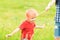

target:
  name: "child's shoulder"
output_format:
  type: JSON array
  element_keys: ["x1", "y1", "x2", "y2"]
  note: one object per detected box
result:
[{"x1": 21, "y1": 20, "x2": 27, "y2": 24}]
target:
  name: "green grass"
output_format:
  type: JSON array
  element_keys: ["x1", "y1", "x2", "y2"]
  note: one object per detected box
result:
[{"x1": 0, "y1": 0, "x2": 56, "y2": 40}]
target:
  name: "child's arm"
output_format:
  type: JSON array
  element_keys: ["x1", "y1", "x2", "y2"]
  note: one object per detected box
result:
[
  {"x1": 45, "y1": 0, "x2": 55, "y2": 11},
  {"x1": 35, "y1": 24, "x2": 45, "y2": 28},
  {"x1": 6, "y1": 27, "x2": 20, "y2": 37}
]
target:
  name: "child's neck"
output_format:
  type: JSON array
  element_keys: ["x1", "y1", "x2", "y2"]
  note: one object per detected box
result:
[{"x1": 26, "y1": 19, "x2": 34, "y2": 23}]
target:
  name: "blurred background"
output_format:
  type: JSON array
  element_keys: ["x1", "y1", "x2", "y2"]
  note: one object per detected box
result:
[{"x1": 0, "y1": 0, "x2": 56, "y2": 40}]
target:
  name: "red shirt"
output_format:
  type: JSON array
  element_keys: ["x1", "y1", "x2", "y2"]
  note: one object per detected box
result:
[{"x1": 19, "y1": 20, "x2": 36, "y2": 34}]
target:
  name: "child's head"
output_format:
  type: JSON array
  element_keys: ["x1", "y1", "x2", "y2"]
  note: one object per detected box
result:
[{"x1": 26, "y1": 8, "x2": 38, "y2": 21}]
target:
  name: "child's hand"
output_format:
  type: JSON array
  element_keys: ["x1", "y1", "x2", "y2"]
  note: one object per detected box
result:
[
  {"x1": 39, "y1": 24, "x2": 45, "y2": 28},
  {"x1": 36, "y1": 24, "x2": 45, "y2": 28},
  {"x1": 42, "y1": 24, "x2": 45, "y2": 28},
  {"x1": 45, "y1": 7, "x2": 50, "y2": 11},
  {"x1": 6, "y1": 34, "x2": 12, "y2": 38}
]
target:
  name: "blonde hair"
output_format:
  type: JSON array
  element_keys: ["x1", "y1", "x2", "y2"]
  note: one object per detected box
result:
[{"x1": 26, "y1": 8, "x2": 38, "y2": 17}]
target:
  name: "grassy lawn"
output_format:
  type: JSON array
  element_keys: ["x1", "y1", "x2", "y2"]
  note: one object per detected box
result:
[{"x1": 0, "y1": 0, "x2": 56, "y2": 40}]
